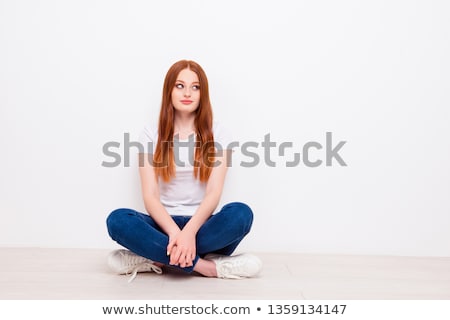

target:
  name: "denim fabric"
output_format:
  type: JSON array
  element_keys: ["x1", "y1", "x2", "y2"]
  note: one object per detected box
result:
[{"x1": 106, "y1": 202, "x2": 253, "y2": 273}]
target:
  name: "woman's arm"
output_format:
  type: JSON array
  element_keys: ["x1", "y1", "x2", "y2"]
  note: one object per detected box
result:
[
  {"x1": 138, "y1": 153, "x2": 180, "y2": 240},
  {"x1": 167, "y1": 149, "x2": 231, "y2": 267},
  {"x1": 184, "y1": 149, "x2": 231, "y2": 234}
]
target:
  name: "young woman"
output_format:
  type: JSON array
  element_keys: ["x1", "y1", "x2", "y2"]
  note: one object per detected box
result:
[{"x1": 106, "y1": 60, "x2": 262, "y2": 281}]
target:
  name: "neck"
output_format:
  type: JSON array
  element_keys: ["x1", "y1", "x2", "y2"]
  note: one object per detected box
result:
[{"x1": 174, "y1": 112, "x2": 196, "y2": 137}]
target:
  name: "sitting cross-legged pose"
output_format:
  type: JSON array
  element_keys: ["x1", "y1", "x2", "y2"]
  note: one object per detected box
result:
[{"x1": 106, "y1": 59, "x2": 262, "y2": 282}]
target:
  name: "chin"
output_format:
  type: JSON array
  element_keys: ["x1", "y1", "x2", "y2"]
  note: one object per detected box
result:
[{"x1": 174, "y1": 105, "x2": 199, "y2": 114}]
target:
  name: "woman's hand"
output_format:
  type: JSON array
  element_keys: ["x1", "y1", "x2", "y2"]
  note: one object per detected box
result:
[{"x1": 167, "y1": 230, "x2": 196, "y2": 268}]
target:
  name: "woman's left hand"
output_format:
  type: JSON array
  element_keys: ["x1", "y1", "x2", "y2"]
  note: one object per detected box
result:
[{"x1": 167, "y1": 230, "x2": 196, "y2": 268}]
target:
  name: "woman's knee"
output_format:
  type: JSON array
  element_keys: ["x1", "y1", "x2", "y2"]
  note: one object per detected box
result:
[
  {"x1": 106, "y1": 208, "x2": 135, "y2": 237},
  {"x1": 224, "y1": 202, "x2": 254, "y2": 232}
]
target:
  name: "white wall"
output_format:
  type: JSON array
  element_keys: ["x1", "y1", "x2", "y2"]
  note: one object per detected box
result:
[{"x1": 1, "y1": 0, "x2": 449, "y2": 257}]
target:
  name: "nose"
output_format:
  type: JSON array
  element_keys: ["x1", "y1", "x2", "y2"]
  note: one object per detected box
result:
[{"x1": 184, "y1": 87, "x2": 191, "y2": 97}]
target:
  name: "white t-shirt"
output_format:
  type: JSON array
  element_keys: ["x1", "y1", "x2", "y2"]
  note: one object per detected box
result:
[{"x1": 139, "y1": 121, "x2": 232, "y2": 216}]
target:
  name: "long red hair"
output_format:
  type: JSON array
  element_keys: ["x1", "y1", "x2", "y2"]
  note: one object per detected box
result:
[{"x1": 153, "y1": 60, "x2": 214, "y2": 182}]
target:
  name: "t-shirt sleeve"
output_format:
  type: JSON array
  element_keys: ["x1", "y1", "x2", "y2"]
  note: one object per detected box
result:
[
  {"x1": 138, "y1": 125, "x2": 157, "y2": 154},
  {"x1": 213, "y1": 121, "x2": 233, "y2": 150}
]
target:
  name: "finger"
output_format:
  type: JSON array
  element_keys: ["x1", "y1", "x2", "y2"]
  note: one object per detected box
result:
[
  {"x1": 173, "y1": 246, "x2": 186, "y2": 266},
  {"x1": 182, "y1": 254, "x2": 192, "y2": 266},
  {"x1": 170, "y1": 246, "x2": 181, "y2": 265},
  {"x1": 178, "y1": 253, "x2": 186, "y2": 266},
  {"x1": 182, "y1": 251, "x2": 192, "y2": 267},
  {"x1": 172, "y1": 250, "x2": 181, "y2": 265},
  {"x1": 185, "y1": 250, "x2": 193, "y2": 263},
  {"x1": 167, "y1": 239, "x2": 176, "y2": 256},
  {"x1": 177, "y1": 248, "x2": 189, "y2": 267}
]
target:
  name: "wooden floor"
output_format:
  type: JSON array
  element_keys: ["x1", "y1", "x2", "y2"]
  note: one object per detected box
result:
[{"x1": 0, "y1": 247, "x2": 449, "y2": 300}]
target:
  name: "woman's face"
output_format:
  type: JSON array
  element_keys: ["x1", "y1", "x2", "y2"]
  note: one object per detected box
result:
[{"x1": 171, "y1": 68, "x2": 201, "y2": 114}]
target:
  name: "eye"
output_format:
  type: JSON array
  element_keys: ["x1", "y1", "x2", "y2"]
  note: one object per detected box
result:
[
  {"x1": 175, "y1": 83, "x2": 184, "y2": 89},
  {"x1": 192, "y1": 85, "x2": 200, "y2": 91}
]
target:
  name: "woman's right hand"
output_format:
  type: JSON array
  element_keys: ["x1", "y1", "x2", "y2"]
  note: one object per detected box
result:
[{"x1": 167, "y1": 230, "x2": 196, "y2": 268}]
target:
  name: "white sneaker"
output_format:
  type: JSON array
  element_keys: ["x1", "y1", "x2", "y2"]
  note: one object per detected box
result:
[
  {"x1": 204, "y1": 253, "x2": 263, "y2": 279},
  {"x1": 107, "y1": 249, "x2": 163, "y2": 283}
]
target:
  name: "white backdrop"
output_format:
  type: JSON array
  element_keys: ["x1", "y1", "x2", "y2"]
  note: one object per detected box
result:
[{"x1": 1, "y1": 0, "x2": 449, "y2": 257}]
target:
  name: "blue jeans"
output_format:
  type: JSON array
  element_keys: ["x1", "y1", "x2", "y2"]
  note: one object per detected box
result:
[{"x1": 106, "y1": 202, "x2": 253, "y2": 273}]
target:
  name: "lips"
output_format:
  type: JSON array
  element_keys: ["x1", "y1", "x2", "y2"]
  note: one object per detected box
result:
[{"x1": 180, "y1": 100, "x2": 193, "y2": 105}]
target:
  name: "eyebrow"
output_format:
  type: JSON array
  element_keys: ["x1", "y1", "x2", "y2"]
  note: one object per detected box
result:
[{"x1": 175, "y1": 80, "x2": 200, "y2": 84}]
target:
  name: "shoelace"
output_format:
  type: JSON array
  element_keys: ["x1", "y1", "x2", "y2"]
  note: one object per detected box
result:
[
  {"x1": 126, "y1": 262, "x2": 163, "y2": 283},
  {"x1": 217, "y1": 261, "x2": 246, "y2": 279},
  {"x1": 117, "y1": 251, "x2": 163, "y2": 283}
]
